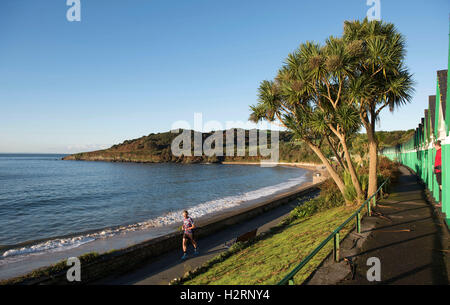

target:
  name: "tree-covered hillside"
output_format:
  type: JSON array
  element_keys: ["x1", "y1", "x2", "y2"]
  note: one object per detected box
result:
[{"x1": 63, "y1": 129, "x2": 414, "y2": 164}]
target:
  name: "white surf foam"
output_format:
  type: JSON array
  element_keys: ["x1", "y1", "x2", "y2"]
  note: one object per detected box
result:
[{"x1": 0, "y1": 173, "x2": 306, "y2": 263}]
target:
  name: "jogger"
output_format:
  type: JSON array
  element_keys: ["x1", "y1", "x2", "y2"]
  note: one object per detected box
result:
[{"x1": 181, "y1": 210, "x2": 198, "y2": 260}]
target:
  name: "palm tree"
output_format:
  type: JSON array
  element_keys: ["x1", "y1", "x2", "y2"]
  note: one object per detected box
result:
[
  {"x1": 343, "y1": 19, "x2": 414, "y2": 196},
  {"x1": 250, "y1": 80, "x2": 347, "y2": 197},
  {"x1": 286, "y1": 39, "x2": 365, "y2": 201},
  {"x1": 250, "y1": 44, "x2": 363, "y2": 201}
]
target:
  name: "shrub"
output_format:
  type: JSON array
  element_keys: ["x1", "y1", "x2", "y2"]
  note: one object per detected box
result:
[
  {"x1": 378, "y1": 156, "x2": 400, "y2": 182},
  {"x1": 290, "y1": 179, "x2": 344, "y2": 220}
]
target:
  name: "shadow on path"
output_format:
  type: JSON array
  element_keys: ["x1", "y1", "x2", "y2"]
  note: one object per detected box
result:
[
  {"x1": 340, "y1": 166, "x2": 449, "y2": 285},
  {"x1": 99, "y1": 193, "x2": 316, "y2": 284}
]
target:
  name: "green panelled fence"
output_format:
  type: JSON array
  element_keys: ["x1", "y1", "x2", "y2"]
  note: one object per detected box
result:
[{"x1": 381, "y1": 32, "x2": 450, "y2": 227}]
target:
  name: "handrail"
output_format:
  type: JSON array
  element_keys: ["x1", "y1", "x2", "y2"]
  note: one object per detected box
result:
[{"x1": 277, "y1": 178, "x2": 389, "y2": 285}]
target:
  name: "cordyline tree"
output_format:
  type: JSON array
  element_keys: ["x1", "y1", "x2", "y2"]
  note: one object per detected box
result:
[
  {"x1": 250, "y1": 81, "x2": 350, "y2": 198},
  {"x1": 285, "y1": 38, "x2": 365, "y2": 201},
  {"x1": 250, "y1": 18, "x2": 414, "y2": 202},
  {"x1": 343, "y1": 19, "x2": 414, "y2": 196},
  {"x1": 249, "y1": 39, "x2": 363, "y2": 202}
]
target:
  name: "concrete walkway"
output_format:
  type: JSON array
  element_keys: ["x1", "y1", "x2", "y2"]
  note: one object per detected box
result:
[
  {"x1": 101, "y1": 166, "x2": 449, "y2": 285},
  {"x1": 99, "y1": 192, "x2": 317, "y2": 285},
  {"x1": 338, "y1": 166, "x2": 449, "y2": 285}
]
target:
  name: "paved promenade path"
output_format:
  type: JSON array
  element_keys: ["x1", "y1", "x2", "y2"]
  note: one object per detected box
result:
[
  {"x1": 101, "y1": 166, "x2": 448, "y2": 285},
  {"x1": 340, "y1": 166, "x2": 449, "y2": 285},
  {"x1": 99, "y1": 192, "x2": 316, "y2": 285}
]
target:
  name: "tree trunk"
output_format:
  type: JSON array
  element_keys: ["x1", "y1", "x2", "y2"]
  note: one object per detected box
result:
[
  {"x1": 327, "y1": 124, "x2": 363, "y2": 202},
  {"x1": 367, "y1": 138, "x2": 378, "y2": 196},
  {"x1": 361, "y1": 111, "x2": 378, "y2": 197},
  {"x1": 307, "y1": 141, "x2": 346, "y2": 197},
  {"x1": 340, "y1": 137, "x2": 364, "y2": 202},
  {"x1": 326, "y1": 135, "x2": 348, "y2": 172}
]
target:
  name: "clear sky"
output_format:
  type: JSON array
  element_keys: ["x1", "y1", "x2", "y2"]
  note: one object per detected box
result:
[{"x1": 0, "y1": 0, "x2": 449, "y2": 153}]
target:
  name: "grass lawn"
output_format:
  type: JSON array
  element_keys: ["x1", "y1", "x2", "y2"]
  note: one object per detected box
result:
[{"x1": 184, "y1": 205, "x2": 357, "y2": 285}]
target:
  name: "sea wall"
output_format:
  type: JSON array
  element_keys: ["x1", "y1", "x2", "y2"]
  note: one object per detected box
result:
[{"x1": 3, "y1": 181, "x2": 323, "y2": 285}]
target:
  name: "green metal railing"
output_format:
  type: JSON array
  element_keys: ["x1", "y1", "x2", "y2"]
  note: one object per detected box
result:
[{"x1": 277, "y1": 178, "x2": 389, "y2": 285}]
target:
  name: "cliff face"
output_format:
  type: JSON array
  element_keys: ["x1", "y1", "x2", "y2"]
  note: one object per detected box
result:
[{"x1": 62, "y1": 129, "x2": 281, "y2": 164}]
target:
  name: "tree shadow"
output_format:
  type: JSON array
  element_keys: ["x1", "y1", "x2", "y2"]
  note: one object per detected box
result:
[
  {"x1": 362, "y1": 216, "x2": 433, "y2": 233},
  {"x1": 349, "y1": 232, "x2": 437, "y2": 258}
]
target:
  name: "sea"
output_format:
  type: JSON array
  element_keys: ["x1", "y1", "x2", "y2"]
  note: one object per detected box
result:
[{"x1": 0, "y1": 153, "x2": 309, "y2": 279}]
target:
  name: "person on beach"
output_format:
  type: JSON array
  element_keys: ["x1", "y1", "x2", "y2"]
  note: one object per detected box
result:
[
  {"x1": 181, "y1": 210, "x2": 198, "y2": 260},
  {"x1": 434, "y1": 140, "x2": 442, "y2": 207}
]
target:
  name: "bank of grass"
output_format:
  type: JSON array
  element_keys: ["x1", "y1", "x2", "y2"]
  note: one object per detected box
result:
[
  {"x1": 174, "y1": 179, "x2": 354, "y2": 285},
  {"x1": 181, "y1": 205, "x2": 355, "y2": 285},
  {"x1": 178, "y1": 158, "x2": 399, "y2": 285}
]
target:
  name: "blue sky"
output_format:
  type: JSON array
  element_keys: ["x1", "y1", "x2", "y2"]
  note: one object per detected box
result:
[{"x1": 0, "y1": 0, "x2": 449, "y2": 153}]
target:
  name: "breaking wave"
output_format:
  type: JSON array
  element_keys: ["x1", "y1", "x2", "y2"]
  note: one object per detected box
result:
[{"x1": 0, "y1": 174, "x2": 306, "y2": 263}]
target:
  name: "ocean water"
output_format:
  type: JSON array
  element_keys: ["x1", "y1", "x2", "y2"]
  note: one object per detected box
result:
[{"x1": 0, "y1": 154, "x2": 308, "y2": 267}]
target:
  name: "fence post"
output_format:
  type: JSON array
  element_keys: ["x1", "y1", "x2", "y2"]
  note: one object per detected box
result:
[
  {"x1": 356, "y1": 212, "x2": 361, "y2": 233},
  {"x1": 367, "y1": 200, "x2": 371, "y2": 216},
  {"x1": 334, "y1": 232, "x2": 340, "y2": 262}
]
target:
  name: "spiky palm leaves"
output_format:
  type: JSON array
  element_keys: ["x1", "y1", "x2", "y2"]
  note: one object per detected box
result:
[
  {"x1": 250, "y1": 19, "x2": 413, "y2": 201},
  {"x1": 250, "y1": 39, "x2": 363, "y2": 200},
  {"x1": 343, "y1": 18, "x2": 414, "y2": 116},
  {"x1": 343, "y1": 18, "x2": 414, "y2": 196}
]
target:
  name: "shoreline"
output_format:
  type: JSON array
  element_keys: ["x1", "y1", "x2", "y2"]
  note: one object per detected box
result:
[
  {"x1": 0, "y1": 165, "x2": 325, "y2": 284},
  {"x1": 221, "y1": 161, "x2": 325, "y2": 171},
  {"x1": 0, "y1": 164, "x2": 318, "y2": 253},
  {"x1": 1, "y1": 163, "x2": 323, "y2": 251}
]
